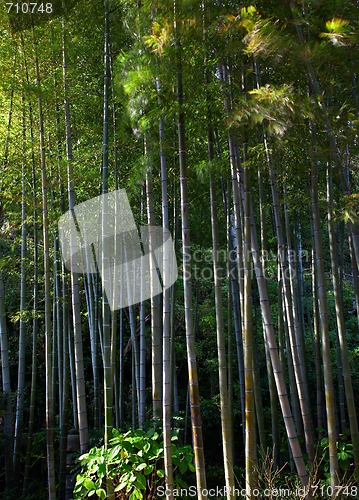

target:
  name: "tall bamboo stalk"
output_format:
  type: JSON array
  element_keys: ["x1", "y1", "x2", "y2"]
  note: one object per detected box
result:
[
  {"x1": 265, "y1": 139, "x2": 314, "y2": 465},
  {"x1": 32, "y1": 22, "x2": 56, "y2": 499},
  {"x1": 258, "y1": 165, "x2": 280, "y2": 465},
  {"x1": 161, "y1": 123, "x2": 174, "y2": 500},
  {"x1": 63, "y1": 16, "x2": 89, "y2": 452},
  {"x1": 146, "y1": 162, "x2": 163, "y2": 420},
  {"x1": 0, "y1": 273, "x2": 13, "y2": 492},
  {"x1": 283, "y1": 188, "x2": 311, "y2": 424},
  {"x1": 242, "y1": 148, "x2": 257, "y2": 497},
  {"x1": 240, "y1": 174, "x2": 309, "y2": 485},
  {"x1": 13, "y1": 95, "x2": 27, "y2": 472},
  {"x1": 102, "y1": 0, "x2": 112, "y2": 443},
  {"x1": 156, "y1": 77, "x2": 175, "y2": 497},
  {"x1": 209, "y1": 129, "x2": 235, "y2": 499},
  {"x1": 327, "y1": 163, "x2": 359, "y2": 481},
  {"x1": 58, "y1": 263, "x2": 70, "y2": 500},
  {"x1": 310, "y1": 128, "x2": 339, "y2": 486},
  {"x1": 103, "y1": 3, "x2": 114, "y2": 498},
  {"x1": 139, "y1": 192, "x2": 147, "y2": 429},
  {"x1": 175, "y1": 6, "x2": 207, "y2": 494},
  {"x1": 23, "y1": 90, "x2": 39, "y2": 495}
]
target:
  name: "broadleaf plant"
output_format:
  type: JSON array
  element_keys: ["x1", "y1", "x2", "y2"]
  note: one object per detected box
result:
[{"x1": 72, "y1": 428, "x2": 194, "y2": 499}]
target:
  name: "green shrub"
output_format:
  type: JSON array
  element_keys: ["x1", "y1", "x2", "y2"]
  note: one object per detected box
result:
[
  {"x1": 319, "y1": 435, "x2": 354, "y2": 482},
  {"x1": 73, "y1": 428, "x2": 195, "y2": 499}
]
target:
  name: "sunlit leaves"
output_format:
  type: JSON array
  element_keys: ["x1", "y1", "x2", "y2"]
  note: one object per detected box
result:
[
  {"x1": 143, "y1": 20, "x2": 173, "y2": 55},
  {"x1": 342, "y1": 194, "x2": 359, "y2": 225},
  {"x1": 73, "y1": 428, "x2": 195, "y2": 499},
  {"x1": 320, "y1": 18, "x2": 353, "y2": 46},
  {"x1": 217, "y1": 6, "x2": 294, "y2": 60},
  {"x1": 243, "y1": 18, "x2": 294, "y2": 59},
  {"x1": 231, "y1": 84, "x2": 311, "y2": 137},
  {"x1": 217, "y1": 6, "x2": 258, "y2": 33}
]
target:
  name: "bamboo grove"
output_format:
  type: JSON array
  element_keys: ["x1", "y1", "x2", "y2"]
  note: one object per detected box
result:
[{"x1": 0, "y1": 0, "x2": 359, "y2": 499}]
